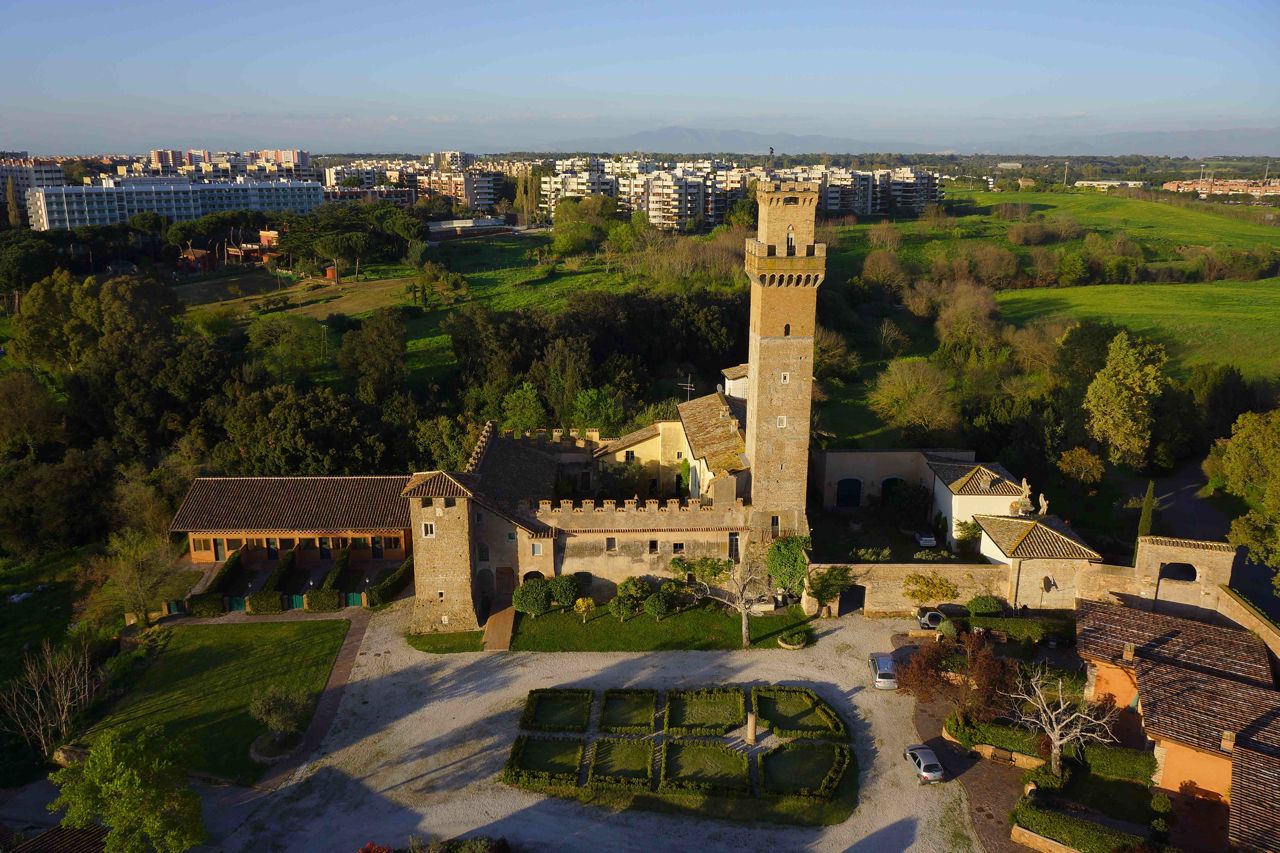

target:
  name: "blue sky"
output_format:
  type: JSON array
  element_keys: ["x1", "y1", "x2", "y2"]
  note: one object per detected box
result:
[{"x1": 3, "y1": 0, "x2": 1277, "y2": 153}]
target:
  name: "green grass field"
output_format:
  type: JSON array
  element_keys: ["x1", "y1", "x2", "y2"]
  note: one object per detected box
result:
[
  {"x1": 590, "y1": 738, "x2": 653, "y2": 782},
  {"x1": 89, "y1": 621, "x2": 348, "y2": 783},
  {"x1": 760, "y1": 741, "x2": 845, "y2": 794},
  {"x1": 523, "y1": 689, "x2": 593, "y2": 732},
  {"x1": 996, "y1": 278, "x2": 1280, "y2": 379},
  {"x1": 666, "y1": 689, "x2": 745, "y2": 735},
  {"x1": 509, "y1": 604, "x2": 814, "y2": 652},
  {"x1": 600, "y1": 689, "x2": 657, "y2": 733},
  {"x1": 406, "y1": 630, "x2": 484, "y2": 653},
  {"x1": 0, "y1": 548, "x2": 89, "y2": 683},
  {"x1": 514, "y1": 736, "x2": 584, "y2": 779},
  {"x1": 662, "y1": 740, "x2": 750, "y2": 790}
]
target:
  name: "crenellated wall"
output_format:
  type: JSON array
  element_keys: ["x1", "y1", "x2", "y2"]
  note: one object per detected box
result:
[{"x1": 528, "y1": 497, "x2": 750, "y2": 532}]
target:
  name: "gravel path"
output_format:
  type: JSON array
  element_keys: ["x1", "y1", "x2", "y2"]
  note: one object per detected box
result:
[{"x1": 214, "y1": 602, "x2": 983, "y2": 852}]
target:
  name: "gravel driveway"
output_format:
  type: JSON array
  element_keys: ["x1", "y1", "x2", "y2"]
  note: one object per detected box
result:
[{"x1": 215, "y1": 602, "x2": 981, "y2": 852}]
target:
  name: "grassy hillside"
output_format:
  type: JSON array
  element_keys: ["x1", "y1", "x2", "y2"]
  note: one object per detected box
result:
[{"x1": 996, "y1": 278, "x2": 1280, "y2": 380}]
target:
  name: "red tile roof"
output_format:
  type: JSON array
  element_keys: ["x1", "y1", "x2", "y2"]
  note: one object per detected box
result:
[
  {"x1": 170, "y1": 476, "x2": 411, "y2": 533},
  {"x1": 401, "y1": 471, "x2": 475, "y2": 498},
  {"x1": 973, "y1": 514, "x2": 1101, "y2": 561},
  {"x1": 12, "y1": 825, "x2": 108, "y2": 853}
]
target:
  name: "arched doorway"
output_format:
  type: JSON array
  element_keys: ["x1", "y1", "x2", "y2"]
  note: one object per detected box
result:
[
  {"x1": 1158, "y1": 563, "x2": 1198, "y2": 583},
  {"x1": 881, "y1": 477, "x2": 905, "y2": 500},
  {"x1": 522, "y1": 570, "x2": 545, "y2": 584},
  {"x1": 835, "y1": 478, "x2": 862, "y2": 509},
  {"x1": 496, "y1": 567, "x2": 516, "y2": 598}
]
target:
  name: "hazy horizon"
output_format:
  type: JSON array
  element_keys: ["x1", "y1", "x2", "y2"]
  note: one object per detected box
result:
[{"x1": 3, "y1": 0, "x2": 1277, "y2": 155}]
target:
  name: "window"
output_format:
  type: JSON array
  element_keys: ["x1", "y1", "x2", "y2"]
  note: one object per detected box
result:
[
  {"x1": 475, "y1": 512, "x2": 482, "y2": 525},
  {"x1": 648, "y1": 540, "x2": 659, "y2": 555},
  {"x1": 676, "y1": 451, "x2": 683, "y2": 460},
  {"x1": 777, "y1": 416, "x2": 787, "y2": 428},
  {"x1": 780, "y1": 372, "x2": 790, "y2": 384},
  {"x1": 352, "y1": 537, "x2": 368, "y2": 550},
  {"x1": 532, "y1": 543, "x2": 543, "y2": 557},
  {"x1": 783, "y1": 323, "x2": 791, "y2": 336},
  {"x1": 386, "y1": 537, "x2": 401, "y2": 550},
  {"x1": 423, "y1": 498, "x2": 433, "y2": 507},
  {"x1": 507, "y1": 531, "x2": 516, "y2": 542},
  {"x1": 624, "y1": 450, "x2": 636, "y2": 462},
  {"x1": 673, "y1": 542, "x2": 685, "y2": 555},
  {"x1": 728, "y1": 532, "x2": 740, "y2": 562},
  {"x1": 423, "y1": 522, "x2": 436, "y2": 539},
  {"x1": 300, "y1": 537, "x2": 316, "y2": 549},
  {"x1": 478, "y1": 543, "x2": 490, "y2": 562},
  {"x1": 606, "y1": 537, "x2": 617, "y2": 552},
  {"x1": 444, "y1": 497, "x2": 456, "y2": 508},
  {"x1": 437, "y1": 590, "x2": 445, "y2": 601},
  {"x1": 193, "y1": 538, "x2": 211, "y2": 551},
  {"x1": 227, "y1": 538, "x2": 243, "y2": 551}
]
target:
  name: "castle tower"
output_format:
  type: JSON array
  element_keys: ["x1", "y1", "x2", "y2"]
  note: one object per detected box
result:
[{"x1": 743, "y1": 181, "x2": 825, "y2": 538}]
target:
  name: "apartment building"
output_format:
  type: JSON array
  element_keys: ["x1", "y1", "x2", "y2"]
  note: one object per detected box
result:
[
  {"x1": 419, "y1": 171, "x2": 503, "y2": 211},
  {"x1": 324, "y1": 186, "x2": 417, "y2": 206},
  {"x1": 324, "y1": 165, "x2": 388, "y2": 189},
  {"x1": 149, "y1": 149, "x2": 185, "y2": 171},
  {"x1": 1162, "y1": 178, "x2": 1280, "y2": 198},
  {"x1": 433, "y1": 151, "x2": 475, "y2": 171},
  {"x1": 26, "y1": 177, "x2": 324, "y2": 231},
  {"x1": 0, "y1": 158, "x2": 66, "y2": 218},
  {"x1": 645, "y1": 170, "x2": 707, "y2": 230},
  {"x1": 539, "y1": 169, "x2": 616, "y2": 215}
]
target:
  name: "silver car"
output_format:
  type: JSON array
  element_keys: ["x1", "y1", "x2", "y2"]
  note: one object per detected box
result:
[
  {"x1": 904, "y1": 744, "x2": 946, "y2": 784},
  {"x1": 868, "y1": 652, "x2": 897, "y2": 689}
]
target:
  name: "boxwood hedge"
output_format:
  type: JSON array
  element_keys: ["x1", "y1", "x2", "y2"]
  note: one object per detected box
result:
[
  {"x1": 1011, "y1": 797, "x2": 1143, "y2": 853},
  {"x1": 750, "y1": 686, "x2": 848, "y2": 740},
  {"x1": 758, "y1": 741, "x2": 852, "y2": 799},
  {"x1": 519, "y1": 688, "x2": 594, "y2": 733},
  {"x1": 657, "y1": 738, "x2": 750, "y2": 796},
  {"x1": 186, "y1": 593, "x2": 225, "y2": 618},
  {"x1": 368, "y1": 556, "x2": 413, "y2": 606},
  {"x1": 663, "y1": 687, "x2": 746, "y2": 736},
  {"x1": 946, "y1": 712, "x2": 1040, "y2": 755},
  {"x1": 305, "y1": 589, "x2": 342, "y2": 612},
  {"x1": 246, "y1": 591, "x2": 284, "y2": 615},
  {"x1": 587, "y1": 737, "x2": 654, "y2": 790},
  {"x1": 320, "y1": 549, "x2": 349, "y2": 591},
  {"x1": 502, "y1": 735, "x2": 584, "y2": 788},
  {"x1": 599, "y1": 688, "x2": 658, "y2": 735}
]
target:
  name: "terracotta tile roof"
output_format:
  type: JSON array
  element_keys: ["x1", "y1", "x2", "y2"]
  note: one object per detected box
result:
[
  {"x1": 1139, "y1": 535, "x2": 1238, "y2": 553},
  {"x1": 1231, "y1": 747, "x2": 1280, "y2": 852},
  {"x1": 678, "y1": 391, "x2": 747, "y2": 474},
  {"x1": 13, "y1": 825, "x2": 108, "y2": 853},
  {"x1": 170, "y1": 476, "x2": 411, "y2": 533},
  {"x1": 721, "y1": 363, "x2": 749, "y2": 381},
  {"x1": 1076, "y1": 599, "x2": 1274, "y2": 687},
  {"x1": 927, "y1": 457, "x2": 1023, "y2": 496},
  {"x1": 593, "y1": 423, "x2": 660, "y2": 458},
  {"x1": 973, "y1": 514, "x2": 1101, "y2": 561},
  {"x1": 402, "y1": 471, "x2": 475, "y2": 499}
]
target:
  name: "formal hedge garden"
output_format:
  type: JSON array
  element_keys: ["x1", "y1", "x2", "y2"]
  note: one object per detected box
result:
[
  {"x1": 503, "y1": 683, "x2": 859, "y2": 826},
  {"x1": 1011, "y1": 796, "x2": 1144, "y2": 853}
]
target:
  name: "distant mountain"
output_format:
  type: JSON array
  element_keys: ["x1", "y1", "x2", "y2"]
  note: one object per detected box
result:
[
  {"x1": 539, "y1": 126, "x2": 932, "y2": 155},
  {"x1": 535, "y1": 125, "x2": 1280, "y2": 158}
]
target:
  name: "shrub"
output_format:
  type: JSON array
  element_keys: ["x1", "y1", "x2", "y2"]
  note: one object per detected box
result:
[
  {"x1": 512, "y1": 578, "x2": 553, "y2": 618},
  {"x1": 259, "y1": 550, "x2": 294, "y2": 594},
  {"x1": 658, "y1": 739, "x2": 750, "y2": 796},
  {"x1": 305, "y1": 589, "x2": 342, "y2": 612},
  {"x1": 902, "y1": 571, "x2": 959, "y2": 605},
  {"x1": 608, "y1": 593, "x2": 637, "y2": 623},
  {"x1": 938, "y1": 618, "x2": 959, "y2": 640},
  {"x1": 519, "y1": 688, "x2": 593, "y2": 733},
  {"x1": 587, "y1": 737, "x2": 654, "y2": 790},
  {"x1": 1078, "y1": 743, "x2": 1156, "y2": 783},
  {"x1": 1150, "y1": 791, "x2": 1172, "y2": 815},
  {"x1": 572, "y1": 597, "x2": 596, "y2": 624},
  {"x1": 250, "y1": 685, "x2": 312, "y2": 743},
  {"x1": 946, "y1": 712, "x2": 1040, "y2": 755},
  {"x1": 642, "y1": 592, "x2": 673, "y2": 622},
  {"x1": 1011, "y1": 797, "x2": 1143, "y2": 853},
  {"x1": 246, "y1": 592, "x2": 284, "y2": 614},
  {"x1": 187, "y1": 593, "x2": 225, "y2": 618},
  {"x1": 367, "y1": 557, "x2": 413, "y2": 607},
  {"x1": 912, "y1": 549, "x2": 953, "y2": 561},
  {"x1": 852, "y1": 546, "x2": 891, "y2": 562},
  {"x1": 320, "y1": 549, "x2": 349, "y2": 591},
  {"x1": 598, "y1": 689, "x2": 657, "y2": 735},
  {"x1": 205, "y1": 550, "x2": 241, "y2": 594},
  {"x1": 664, "y1": 687, "x2": 746, "y2": 736},
  {"x1": 615, "y1": 576, "x2": 650, "y2": 607},
  {"x1": 967, "y1": 595, "x2": 1003, "y2": 616},
  {"x1": 547, "y1": 575, "x2": 578, "y2": 607},
  {"x1": 778, "y1": 627, "x2": 810, "y2": 648},
  {"x1": 969, "y1": 615, "x2": 1075, "y2": 644},
  {"x1": 502, "y1": 735, "x2": 584, "y2": 787},
  {"x1": 1022, "y1": 762, "x2": 1071, "y2": 792}
]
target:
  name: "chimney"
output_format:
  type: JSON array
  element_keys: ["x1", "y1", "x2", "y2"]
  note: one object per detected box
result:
[
  {"x1": 1221, "y1": 731, "x2": 1235, "y2": 753},
  {"x1": 1122, "y1": 642, "x2": 1135, "y2": 662}
]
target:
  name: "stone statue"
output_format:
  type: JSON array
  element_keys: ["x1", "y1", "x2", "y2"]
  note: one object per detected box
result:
[
  {"x1": 1011, "y1": 478, "x2": 1035, "y2": 516},
  {"x1": 1038, "y1": 493, "x2": 1049, "y2": 516}
]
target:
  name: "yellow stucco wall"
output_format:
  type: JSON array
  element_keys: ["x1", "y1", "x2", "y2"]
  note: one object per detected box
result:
[
  {"x1": 1088, "y1": 660, "x2": 1140, "y2": 708},
  {"x1": 1156, "y1": 739, "x2": 1233, "y2": 801}
]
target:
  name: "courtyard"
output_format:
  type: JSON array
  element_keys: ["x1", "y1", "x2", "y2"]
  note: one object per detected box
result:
[{"x1": 206, "y1": 600, "x2": 977, "y2": 852}]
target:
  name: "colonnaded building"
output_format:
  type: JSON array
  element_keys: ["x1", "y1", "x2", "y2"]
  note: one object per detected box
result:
[{"x1": 172, "y1": 181, "x2": 826, "y2": 631}]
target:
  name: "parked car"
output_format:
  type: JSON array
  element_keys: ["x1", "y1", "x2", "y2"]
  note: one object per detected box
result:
[
  {"x1": 904, "y1": 744, "x2": 946, "y2": 784},
  {"x1": 913, "y1": 531, "x2": 938, "y2": 548},
  {"x1": 868, "y1": 652, "x2": 898, "y2": 689},
  {"x1": 916, "y1": 608, "x2": 945, "y2": 630}
]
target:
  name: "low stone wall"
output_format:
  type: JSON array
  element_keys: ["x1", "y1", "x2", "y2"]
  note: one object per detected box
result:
[
  {"x1": 1217, "y1": 585, "x2": 1280, "y2": 660},
  {"x1": 940, "y1": 725, "x2": 1045, "y2": 769},
  {"x1": 809, "y1": 561, "x2": 1010, "y2": 615},
  {"x1": 1011, "y1": 824, "x2": 1081, "y2": 853}
]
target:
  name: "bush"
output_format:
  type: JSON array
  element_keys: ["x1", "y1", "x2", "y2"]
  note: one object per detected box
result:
[
  {"x1": 967, "y1": 595, "x2": 1003, "y2": 616},
  {"x1": 249, "y1": 685, "x2": 312, "y2": 742},
  {"x1": 938, "y1": 618, "x2": 959, "y2": 640},
  {"x1": 502, "y1": 735, "x2": 584, "y2": 788},
  {"x1": 519, "y1": 688, "x2": 593, "y2": 733},
  {"x1": 608, "y1": 593, "x2": 638, "y2": 622},
  {"x1": 751, "y1": 686, "x2": 848, "y2": 739},
  {"x1": 512, "y1": 578, "x2": 553, "y2": 618},
  {"x1": 852, "y1": 546, "x2": 891, "y2": 562},
  {"x1": 260, "y1": 550, "x2": 294, "y2": 594},
  {"x1": 1150, "y1": 791, "x2": 1172, "y2": 815},
  {"x1": 664, "y1": 688, "x2": 746, "y2": 736},
  {"x1": 368, "y1": 557, "x2": 413, "y2": 606},
  {"x1": 1078, "y1": 743, "x2": 1156, "y2": 783},
  {"x1": 320, "y1": 549, "x2": 349, "y2": 591},
  {"x1": 205, "y1": 550, "x2": 241, "y2": 594},
  {"x1": 587, "y1": 737, "x2": 654, "y2": 790},
  {"x1": 1011, "y1": 797, "x2": 1143, "y2": 853},
  {"x1": 969, "y1": 615, "x2": 1075, "y2": 644},
  {"x1": 778, "y1": 627, "x2": 810, "y2": 648},
  {"x1": 642, "y1": 592, "x2": 673, "y2": 622},
  {"x1": 1023, "y1": 762, "x2": 1071, "y2": 792},
  {"x1": 658, "y1": 739, "x2": 750, "y2": 796},
  {"x1": 547, "y1": 575, "x2": 579, "y2": 607},
  {"x1": 187, "y1": 593, "x2": 225, "y2": 618},
  {"x1": 615, "y1": 576, "x2": 650, "y2": 606},
  {"x1": 946, "y1": 712, "x2": 1040, "y2": 755},
  {"x1": 305, "y1": 589, "x2": 342, "y2": 612},
  {"x1": 246, "y1": 591, "x2": 284, "y2": 614},
  {"x1": 912, "y1": 549, "x2": 953, "y2": 561}
]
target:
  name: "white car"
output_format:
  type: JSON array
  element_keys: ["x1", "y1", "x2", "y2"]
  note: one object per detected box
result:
[
  {"x1": 868, "y1": 652, "x2": 898, "y2": 690},
  {"x1": 904, "y1": 744, "x2": 946, "y2": 784},
  {"x1": 914, "y1": 531, "x2": 938, "y2": 548}
]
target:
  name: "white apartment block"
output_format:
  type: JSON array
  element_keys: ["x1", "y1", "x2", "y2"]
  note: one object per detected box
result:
[
  {"x1": 419, "y1": 171, "x2": 503, "y2": 211},
  {"x1": 26, "y1": 178, "x2": 324, "y2": 231},
  {"x1": 645, "y1": 170, "x2": 707, "y2": 231},
  {"x1": 433, "y1": 151, "x2": 475, "y2": 171},
  {"x1": 539, "y1": 170, "x2": 617, "y2": 215},
  {"x1": 0, "y1": 158, "x2": 66, "y2": 217},
  {"x1": 324, "y1": 165, "x2": 388, "y2": 189}
]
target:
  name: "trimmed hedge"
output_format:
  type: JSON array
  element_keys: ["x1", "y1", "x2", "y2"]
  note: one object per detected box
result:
[
  {"x1": 320, "y1": 549, "x2": 349, "y2": 591},
  {"x1": 519, "y1": 688, "x2": 594, "y2": 733},
  {"x1": 246, "y1": 591, "x2": 284, "y2": 614},
  {"x1": 587, "y1": 737, "x2": 655, "y2": 790},
  {"x1": 305, "y1": 589, "x2": 343, "y2": 612},
  {"x1": 368, "y1": 556, "x2": 413, "y2": 606},
  {"x1": 258, "y1": 549, "x2": 295, "y2": 594},
  {"x1": 205, "y1": 550, "x2": 241, "y2": 594},
  {"x1": 658, "y1": 738, "x2": 750, "y2": 796},
  {"x1": 966, "y1": 595, "x2": 1003, "y2": 616},
  {"x1": 599, "y1": 688, "x2": 658, "y2": 734},
  {"x1": 758, "y1": 741, "x2": 852, "y2": 799},
  {"x1": 946, "y1": 712, "x2": 1041, "y2": 755},
  {"x1": 664, "y1": 687, "x2": 746, "y2": 736},
  {"x1": 1011, "y1": 797, "x2": 1143, "y2": 853},
  {"x1": 751, "y1": 686, "x2": 848, "y2": 740},
  {"x1": 967, "y1": 615, "x2": 1075, "y2": 644},
  {"x1": 187, "y1": 593, "x2": 226, "y2": 618},
  {"x1": 502, "y1": 735, "x2": 584, "y2": 788},
  {"x1": 1075, "y1": 743, "x2": 1156, "y2": 783}
]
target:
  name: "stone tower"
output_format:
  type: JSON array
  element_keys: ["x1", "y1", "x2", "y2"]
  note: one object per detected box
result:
[{"x1": 743, "y1": 181, "x2": 825, "y2": 538}]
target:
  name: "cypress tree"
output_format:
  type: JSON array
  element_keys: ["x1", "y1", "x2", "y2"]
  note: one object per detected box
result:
[{"x1": 1137, "y1": 479, "x2": 1156, "y2": 540}]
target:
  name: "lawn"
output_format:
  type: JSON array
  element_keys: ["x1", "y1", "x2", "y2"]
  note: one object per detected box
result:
[
  {"x1": 1057, "y1": 770, "x2": 1153, "y2": 825},
  {"x1": 509, "y1": 603, "x2": 815, "y2": 652},
  {"x1": 511, "y1": 735, "x2": 584, "y2": 781},
  {"x1": 665, "y1": 688, "x2": 745, "y2": 736},
  {"x1": 600, "y1": 689, "x2": 657, "y2": 734},
  {"x1": 406, "y1": 630, "x2": 484, "y2": 653},
  {"x1": 760, "y1": 741, "x2": 848, "y2": 796},
  {"x1": 590, "y1": 738, "x2": 653, "y2": 784},
  {"x1": 752, "y1": 687, "x2": 846, "y2": 739},
  {"x1": 88, "y1": 621, "x2": 348, "y2": 783},
  {"x1": 996, "y1": 278, "x2": 1280, "y2": 380},
  {"x1": 521, "y1": 688, "x2": 594, "y2": 733},
  {"x1": 661, "y1": 739, "x2": 750, "y2": 792}
]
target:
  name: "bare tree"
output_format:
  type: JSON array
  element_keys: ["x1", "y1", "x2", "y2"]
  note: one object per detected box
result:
[
  {"x1": 1003, "y1": 664, "x2": 1117, "y2": 777},
  {"x1": 672, "y1": 556, "x2": 771, "y2": 649},
  {"x1": 0, "y1": 641, "x2": 99, "y2": 759}
]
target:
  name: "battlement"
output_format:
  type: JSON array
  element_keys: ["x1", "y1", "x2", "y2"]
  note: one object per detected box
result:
[
  {"x1": 758, "y1": 180, "x2": 819, "y2": 197},
  {"x1": 522, "y1": 497, "x2": 744, "y2": 514},
  {"x1": 520, "y1": 496, "x2": 750, "y2": 532},
  {"x1": 502, "y1": 427, "x2": 605, "y2": 449}
]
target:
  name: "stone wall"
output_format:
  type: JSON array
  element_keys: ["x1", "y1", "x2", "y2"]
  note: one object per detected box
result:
[
  {"x1": 409, "y1": 496, "x2": 479, "y2": 632},
  {"x1": 1216, "y1": 585, "x2": 1280, "y2": 660},
  {"x1": 532, "y1": 497, "x2": 750, "y2": 532},
  {"x1": 810, "y1": 561, "x2": 1010, "y2": 616}
]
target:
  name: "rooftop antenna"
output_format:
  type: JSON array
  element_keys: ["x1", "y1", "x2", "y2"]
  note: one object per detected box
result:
[{"x1": 678, "y1": 373, "x2": 696, "y2": 402}]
